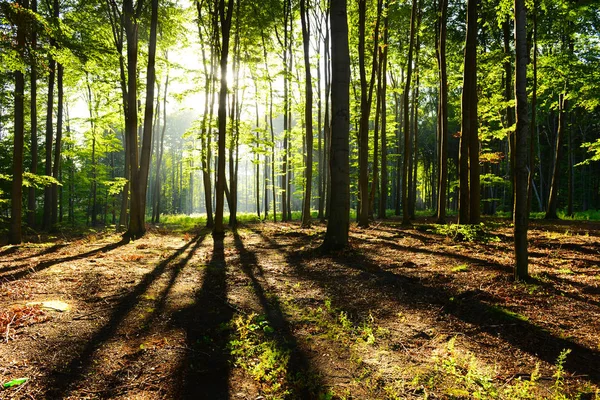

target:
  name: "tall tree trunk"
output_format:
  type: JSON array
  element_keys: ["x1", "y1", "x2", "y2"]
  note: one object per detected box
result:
[
  {"x1": 504, "y1": 18, "x2": 516, "y2": 216},
  {"x1": 9, "y1": 0, "x2": 26, "y2": 244},
  {"x1": 43, "y1": 57, "x2": 56, "y2": 230},
  {"x1": 514, "y1": 0, "x2": 529, "y2": 280},
  {"x1": 152, "y1": 75, "x2": 168, "y2": 223},
  {"x1": 213, "y1": 0, "x2": 234, "y2": 235},
  {"x1": 27, "y1": 0, "x2": 37, "y2": 229},
  {"x1": 316, "y1": 9, "x2": 324, "y2": 221},
  {"x1": 436, "y1": 0, "x2": 448, "y2": 223},
  {"x1": 301, "y1": 0, "x2": 313, "y2": 228},
  {"x1": 546, "y1": 94, "x2": 566, "y2": 219},
  {"x1": 123, "y1": 0, "x2": 142, "y2": 238},
  {"x1": 138, "y1": 0, "x2": 159, "y2": 222},
  {"x1": 459, "y1": 0, "x2": 478, "y2": 224},
  {"x1": 357, "y1": 0, "x2": 382, "y2": 227},
  {"x1": 51, "y1": 63, "x2": 63, "y2": 227},
  {"x1": 527, "y1": 2, "x2": 537, "y2": 213},
  {"x1": 402, "y1": 0, "x2": 417, "y2": 225},
  {"x1": 322, "y1": 0, "x2": 350, "y2": 251},
  {"x1": 323, "y1": 16, "x2": 331, "y2": 221},
  {"x1": 378, "y1": 6, "x2": 389, "y2": 219},
  {"x1": 410, "y1": 18, "x2": 420, "y2": 219}
]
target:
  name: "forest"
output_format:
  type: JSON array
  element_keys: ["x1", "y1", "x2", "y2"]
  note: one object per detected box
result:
[{"x1": 1, "y1": 0, "x2": 600, "y2": 398}]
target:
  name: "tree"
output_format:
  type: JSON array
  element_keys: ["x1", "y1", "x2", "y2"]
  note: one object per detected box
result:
[
  {"x1": 357, "y1": 0, "x2": 382, "y2": 228},
  {"x1": 322, "y1": 0, "x2": 350, "y2": 251},
  {"x1": 213, "y1": 0, "x2": 235, "y2": 236},
  {"x1": 27, "y1": 0, "x2": 38, "y2": 228},
  {"x1": 8, "y1": 0, "x2": 27, "y2": 244},
  {"x1": 402, "y1": 0, "x2": 417, "y2": 225},
  {"x1": 514, "y1": 0, "x2": 529, "y2": 280},
  {"x1": 300, "y1": 0, "x2": 313, "y2": 228},
  {"x1": 436, "y1": 0, "x2": 448, "y2": 224},
  {"x1": 458, "y1": 0, "x2": 479, "y2": 225}
]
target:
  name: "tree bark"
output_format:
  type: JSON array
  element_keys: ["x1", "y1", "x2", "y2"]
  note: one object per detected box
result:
[
  {"x1": 545, "y1": 94, "x2": 566, "y2": 219},
  {"x1": 458, "y1": 0, "x2": 478, "y2": 225},
  {"x1": 51, "y1": 63, "x2": 63, "y2": 227},
  {"x1": 378, "y1": 6, "x2": 389, "y2": 219},
  {"x1": 27, "y1": 0, "x2": 37, "y2": 229},
  {"x1": 138, "y1": 0, "x2": 159, "y2": 222},
  {"x1": 322, "y1": 0, "x2": 350, "y2": 251},
  {"x1": 9, "y1": 0, "x2": 26, "y2": 244},
  {"x1": 300, "y1": 0, "x2": 313, "y2": 227},
  {"x1": 213, "y1": 0, "x2": 234, "y2": 235},
  {"x1": 514, "y1": 0, "x2": 529, "y2": 280},
  {"x1": 402, "y1": 0, "x2": 417, "y2": 225},
  {"x1": 436, "y1": 0, "x2": 448, "y2": 223}
]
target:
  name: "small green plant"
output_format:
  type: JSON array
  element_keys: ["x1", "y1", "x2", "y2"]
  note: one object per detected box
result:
[
  {"x1": 452, "y1": 264, "x2": 470, "y2": 273},
  {"x1": 430, "y1": 223, "x2": 498, "y2": 243},
  {"x1": 553, "y1": 349, "x2": 572, "y2": 395},
  {"x1": 229, "y1": 313, "x2": 292, "y2": 397}
]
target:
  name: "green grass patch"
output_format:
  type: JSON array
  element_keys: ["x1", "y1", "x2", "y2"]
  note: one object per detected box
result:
[{"x1": 452, "y1": 264, "x2": 470, "y2": 273}]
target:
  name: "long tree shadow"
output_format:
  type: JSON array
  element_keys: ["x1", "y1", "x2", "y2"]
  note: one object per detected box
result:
[
  {"x1": 0, "y1": 238, "x2": 128, "y2": 282},
  {"x1": 8, "y1": 243, "x2": 69, "y2": 262},
  {"x1": 276, "y1": 231, "x2": 600, "y2": 385},
  {"x1": 94, "y1": 231, "x2": 209, "y2": 398},
  {"x1": 173, "y1": 234, "x2": 232, "y2": 399},
  {"x1": 41, "y1": 232, "x2": 206, "y2": 398},
  {"x1": 233, "y1": 232, "x2": 325, "y2": 398}
]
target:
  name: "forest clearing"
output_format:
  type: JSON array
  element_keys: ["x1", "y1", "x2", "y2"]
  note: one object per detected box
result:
[
  {"x1": 2, "y1": 0, "x2": 600, "y2": 397},
  {"x1": 1, "y1": 217, "x2": 599, "y2": 399}
]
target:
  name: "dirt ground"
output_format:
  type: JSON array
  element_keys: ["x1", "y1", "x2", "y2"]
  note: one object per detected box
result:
[{"x1": 0, "y1": 218, "x2": 599, "y2": 399}]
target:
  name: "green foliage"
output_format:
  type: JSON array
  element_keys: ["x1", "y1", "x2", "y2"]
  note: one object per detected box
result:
[
  {"x1": 229, "y1": 313, "x2": 292, "y2": 398},
  {"x1": 429, "y1": 223, "x2": 500, "y2": 243}
]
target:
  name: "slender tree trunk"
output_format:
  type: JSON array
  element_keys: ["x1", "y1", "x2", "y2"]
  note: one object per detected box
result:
[
  {"x1": 322, "y1": 0, "x2": 350, "y2": 251},
  {"x1": 138, "y1": 0, "x2": 159, "y2": 223},
  {"x1": 27, "y1": 0, "x2": 37, "y2": 228},
  {"x1": 323, "y1": 17, "x2": 331, "y2": 221},
  {"x1": 9, "y1": 0, "x2": 26, "y2": 244},
  {"x1": 459, "y1": 0, "x2": 478, "y2": 225},
  {"x1": 378, "y1": 7, "x2": 389, "y2": 219},
  {"x1": 43, "y1": 60, "x2": 56, "y2": 230},
  {"x1": 527, "y1": 3, "x2": 537, "y2": 213},
  {"x1": 123, "y1": 0, "x2": 143, "y2": 238},
  {"x1": 546, "y1": 94, "x2": 566, "y2": 219},
  {"x1": 514, "y1": 0, "x2": 529, "y2": 280},
  {"x1": 504, "y1": 18, "x2": 516, "y2": 217},
  {"x1": 51, "y1": 63, "x2": 63, "y2": 227},
  {"x1": 402, "y1": 0, "x2": 417, "y2": 225},
  {"x1": 213, "y1": 0, "x2": 234, "y2": 235},
  {"x1": 357, "y1": 0, "x2": 382, "y2": 227},
  {"x1": 301, "y1": 0, "x2": 313, "y2": 227},
  {"x1": 436, "y1": 0, "x2": 448, "y2": 223}
]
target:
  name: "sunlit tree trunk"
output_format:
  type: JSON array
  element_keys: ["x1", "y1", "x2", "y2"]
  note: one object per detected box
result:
[
  {"x1": 43, "y1": 41, "x2": 56, "y2": 230},
  {"x1": 402, "y1": 0, "x2": 417, "y2": 225},
  {"x1": 546, "y1": 93, "x2": 566, "y2": 220},
  {"x1": 9, "y1": 0, "x2": 26, "y2": 244},
  {"x1": 27, "y1": 0, "x2": 38, "y2": 229},
  {"x1": 378, "y1": 6, "x2": 389, "y2": 219},
  {"x1": 301, "y1": 0, "x2": 313, "y2": 228},
  {"x1": 138, "y1": 0, "x2": 159, "y2": 225},
  {"x1": 458, "y1": 0, "x2": 478, "y2": 225},
  {"x1": 436, "y1": 0, "x2": 448, "y2": 223},
  {"x1": 527, "y1": 2, "x2": 537, "y2": 213},
  {"x1": 514, "y1": 0, "x2": 529, "y2": 280},
  {"x1": 322, "y1": 0, "x2": 350, "y2": 251},
  {"x1": 51, "y1": 63, "x2": 63, "y2": 227},
  {"x1": 357, "y1": 0, "x2": 382, "y2": 227},
  {"x1": 213, "y1": 0, "x2": 234, "y2": 235}
]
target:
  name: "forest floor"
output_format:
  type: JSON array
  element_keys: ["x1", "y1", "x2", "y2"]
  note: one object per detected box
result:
[{"x1": 0, "y1": 217, "x2": 599, "y2": 399}]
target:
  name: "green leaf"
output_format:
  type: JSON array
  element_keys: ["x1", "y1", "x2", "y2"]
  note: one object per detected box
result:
[{"x1": 3, "y1": 377, "x2": 28, "y2": 388}]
